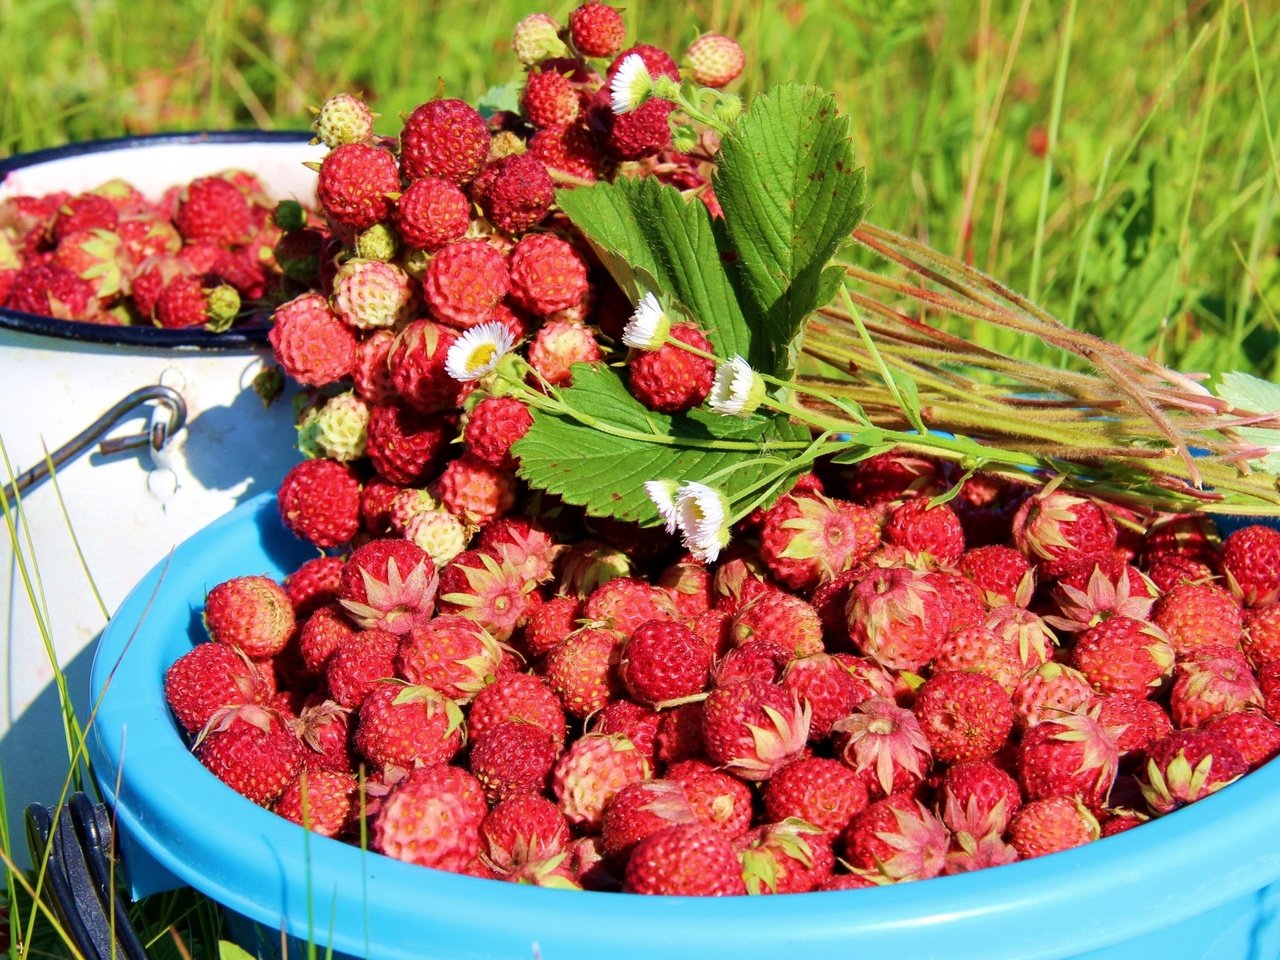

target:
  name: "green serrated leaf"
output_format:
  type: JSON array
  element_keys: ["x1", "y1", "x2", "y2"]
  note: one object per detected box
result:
[
  {"x1": 475, "y1": 81, "x2": 521, "y2": 118},
  {"x1": 556, "y1": 177, "x2": 756, "y2": 365},
  {"x1": 513, "y1": 364, "x2": 811, "y2": 524},
  {"x1": 714, "y1": 83, "x2": 868, "y2": 379},
  {"x1": 1217, "y1": 371, "x2": 1280, "y2": 415}
]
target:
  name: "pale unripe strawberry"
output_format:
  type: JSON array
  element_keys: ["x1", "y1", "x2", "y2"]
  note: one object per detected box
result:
[
  {"x1": 355, "y1": 222, "x2": 400, "y2": 262},
  {"x1": 331, "y1": 257, "x2": 415, "y2": 330},
  {"x1": 527, "y1": 319, "x2": 602, "y2": 386},
  {"x1": 684, "y1": 33, "x2": 745, "y2": 88},
  {"x1": 313, "y1": 392, "x2": 370, "y2": 463},
  {"x1": 552, "y1": 733, "x2": 650, "y2": 830},
  {"x1": 405, "y1": 509, "x2": 471, "y2": 566},
  {"x1": 373, "y1": 764, "x2": 487, "y2": 872},
  {"x1": 311, "y1": 93, "x2": 376, "y2": 148},
  {"x1": 512, "y1": 13, "x2": 568, "y2": 66}
]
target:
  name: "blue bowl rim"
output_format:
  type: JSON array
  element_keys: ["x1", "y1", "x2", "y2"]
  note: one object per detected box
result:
[
  {"x1": 88, "y1": 493, "x2": 1280, "y2": 960},
  {"x1": 0, "y1": 129, "x2": 314, "y2": 351}
]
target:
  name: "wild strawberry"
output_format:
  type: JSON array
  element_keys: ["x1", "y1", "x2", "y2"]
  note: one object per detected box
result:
[
  {"x1": 468, "y1": 671, "x2": 567, "y2": 750},
  {"x1": 1011, "y1": 661, "x2": 1095, "y2": 730},
  {"x1": 1008, "y1": 797, "x2": 1099, "y2": 859},
  {"x1": 316, "y1": 142, "x2": 399, "y2": 230},
  {"x1": 512, "y1": 12, "x2": 568, "y2": 65},
  {"x1": 365, "y1": 403, "x2": 451, "y2": 486},
  {"x1": 527, "y1": 319, "x2": 603, "y2": 385},
  {"x1": 763, "y1": 757, "x2": 868, "y2": 835},
  {"x1": 944, "y1": 832, "x2": 1020, "y2": 875},
  {"x1": 353, "y1": 683, "x2": 464, "y2": 769},
  {"x1": 1011, "y1": 487, "x2": 1117, "y2": 577},
  {"x1": 311, "y1": 93, "x2": 375, "y2": 148},
  {"x1": 310, "y1": 392, "x2": 371, "y2": 463},
  {"x1": 479, "y1": 793, "x2": 571, "y2": 878},
  {"x1": 294, "y1": 695, "x2": 356, "y2": 773},
  {"x1": 925, "y1": 571, "x2": 987, "y2": 631},
  {"x1": 933, "y1": 626, "x2": 1024, "y2": 693},
  {"x1": 728, "y1": 591, "x2": 822, "y2": 659},
  {"x1": 195, "y1": 703, "x2": 304, "y2": 807},
  {"x1": 50, "y1": 192, "x2": 118, "y2": 243},
  {"x1": 1138, "y1": 729, "x2": 1247, "y2": 815},
  {"x1": 846, "y1": 567, "x2": 949, "y2": 672},
  {"x1": 424, "y1": 239, "x2": 510, "y2": 329},
  {"x1": 840, "y1": 795, "x2": 950, "y2": 883},
  {"x1": 555, "y1": 539, "x2": 632, "y2": 600},
  {"x1": 627, "y1": 322, "x2": 715, "y2": 413},
  {"x1": 154, "y1": 275, "x2": 240, "y2": 330},
  {"x1": 738, "y1": 819, "x2": 835, "y2": 894},
  {"x1": 701, "y1": 678, "x2": 810, "y2": 781},
  {"x1": 583, "y1": 699, "x2": 657, "y2": 767},
  {"x1": 779, "y1": 653, "x2": 867, "y2": 741},
  {"x1": 684, "y1": 33, "x2": 745, "y2": 88},
  {"x1": 274, "y1": 768, "x2": 358, "y2": 838},
  {"x1": 883, "y1": 496, "x2": 965, "y2": 564},
  {"x1": 618, "y1": 619, "x2": 711, "y2": 708},
  {"x1": 53, "y1": 228, "x2": 127, "y2": 303},
  {"x1": 713, "y1": 637, "x2": 790, "y2": 686},
  {"x1": 529, "y1": 122, "x2": 604, "y2": 182},
  {"x1": 624, "y1": 823, "x2": 746, "y2": 896},
  {"x1": 285, "y1": 556, "x2": 346, "y2": 617},
  {"x1": 175, "y1": 176, "x2": 254, "y2": 246},
  {"x1": 1201, "y1": 710, "x2": 1280, "y2": 768},
  {"x1": 1221, "y1": 525, "x2": 1280, "y2": 607},
  {"x1": 985, "y1": 604, "x2": 1057, "y2": 671},
  {"x1": 5, "y1": 262, "x2": 98, "y2": 320},
  {"x1": 584, "y1": 577, "x2": 678, "y2": 638},
  {"x1": 940, "y1": 759, "x2": 1022, "y2": 837},
  {"x1": 394, "y1": 176, "x2": 470, "y2": 251},
  {"x1": 351, "y1": 329, "x2": 399, "y2": 405},
  {"x1": 165, "y1": 642, "x2": 270, "y2": 734},
  {"x1": 469, "y1": 720, "x2": 559, "y2": 804},
  {"x1": 324, "y1": 629, "x2": 400, "y2": 710},
  {"x1": 475, "y1": 154, "x2": 555, "y2": 234},
  {"x1": 330, "y1": 257, "x2": 415, "y2": 330},
  {"x1": 399, "y1": 99, "x2": 491, "y2": 185},
  {"x1": 203, "y1": 575, "x2": 295, "y2": 661},
  {"x1": 398, "y1": 614, "x2": 504, "y2": 702},
  {"x1": 831, "y1": 697, "x2": 932, "y2": 799},
  {"x1": 569, "y1": 3, "x2": 626, "y2": 58},
  {"x1": 463, "y1": 396, "x2": 533, "y2": 471},
  {"x1": 338, "y1": 538, "x2": 438, "y2": 635},
  {"x1": 544, "y1": 626, "x2": 624, "y2": 718},
  {"x1": 601, "y1": 779, "x2": 697, "y2": 866},
  {"x1": 1151, "y1": 582, "x2": 1243, "y2": 654},
  {"x1": 912, "y1": 671, "x2": 1014, "y2": 764},
  {"x1": 435, "y1": 455, "x2": 517, "y2": 527},
  {"x1": 521, "y1": 67, "x2": 582, "y2": 129},
  {"x1": 508, "y1": 233, "x2": 589, "y2": 318},
  {"x1": 1069, "y1": 615, "x2": 1175, "y2": 699},
  {"x1": 373, "y1": 764, "x2": 487, "y2": 872},
  {"x1": 552, "y1": 733, "x2": 650, "y2": 830},
  {"x1": 757, "y1": 492, "x2": 880, "y2": 595},
  {"x1": 660, "y1": 759, "x2": 749, "y2": 836},
  {"x1": 523, "y1": 595, "x2": 583, "y2": 658},
  {"x1": 388, "y1": 488, "x2": 439, "y2": 536},
  {"x1": 1094, "y1": 694, "x2": 1172, "y2": 762},
  {"x1": 1243, "y1": 604, "x2": 1280, "y2": 669},
  {"x1": 1168, "y1": 645, "x2": 1262, "y2": 728},
  {"x1": 434, "y1": 548, "x2": 532, "y2": 643},
  {"x1": 1017, "y1": 711, "x2": 1120, "y2": 811},
  {"x1": 654, "y1": 702, "x2": 707, "y2": 766},
  {"x1": 269, "y1": 292, "x2": 357, "y2": 387},
  {"x1": 1146, "y1": 554, "x2": 1215, "y2": 593},
  {"x1": 277, "y1": 458, "x2": 361, "y2": 549},
  {"x1": 842, "y1": 451, "x2": 946, "y2": 511}
]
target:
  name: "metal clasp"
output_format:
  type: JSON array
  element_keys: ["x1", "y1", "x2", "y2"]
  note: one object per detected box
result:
[{"x1": 2, "y1": 384, "x2": 187, "y2": 505}]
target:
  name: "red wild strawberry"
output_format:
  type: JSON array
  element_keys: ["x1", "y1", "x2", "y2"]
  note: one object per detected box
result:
[
  {"x1": 925, "y1": 570, "x2": 986, "y2": 631},
  {"x1": 1146, "y1": 554, "x2": 1215, "y2": 593},
  {"x1": 729, "y1": 591, "x2": 823, "y2": 658},
  {"x1": 436, "y1": 456, "x2": 517, "y2": 527},
  {"x1": 464, "y1": 396, "x2": 534, "y2": 471},
  {"x1": 544, "y1": 625, "x2": 624, "y2": 718},
  {"x1": 296, "y1": 608, "x2": 353, "y2": 691},
  {"x1": 552, "y1": 733, "x2": 651, "y2": 830},
  {"x1": 627, "y1": 323, "x2": 715, "y2": 413},
  {"x1": 522, "y1": 68, "x2": 582, "y2": 129},
  {"x1": 394, "y1": 177, "x2": 470, "y2": 251},
  {"x1": 779, "y1": 653, "x2": 868, "y2": 740},
  {"x1": 479, "y1": 794, "x2": 572, "y2": 879},
  {"x1": 1138, "y1": 729, "x2": 1247, "y2": 815},
  {"x1": 153, "y1": 275, "x2": 241, "y2": 330},
  {"x1": 1011, "y1": 487, "x2": 1117, "y2": 577},
  {"x1": 843, "y1": 451, "x2": 946, "y2": 511},
  {"x1": 840, "y1": 794, "x2": 950, "y2": 883},
  {"x1": 316, "y1": 142, "x2": 399, "y2": 230},
  {"x1": 1009, "y1": 797, "x2": 1099, "y2": 859},
  {"x1": 1094, "y1": 694, "x2": 1172, "y2": 761},
  {"x1": 527, "y1": 319, "x2": 603, "y2": 386},
  {"x1": 1011, "y1": 661, "x2": 1095, "y2": 730},
  {"x1": 324, "y1": 629, "x2": 400, "y2": 710},
  {"x1": 883, "y1": 496, "x2": 965, "y2": 564},
  {"x1": 831, "y1": 697, "x2": 933, "y2": 799},
  {"x1": 713, "y1": 637, "x2": 790, "y2": 686},
  {"x1": 373, "y1": 764, "x2": 488, "y2": 872},
  {"x1": 1168, "y1": 645, "x2": 1262, "y2": 729},
  {"x1": 284, "y1": 556, "x2": 345, "y2": 617},
  {"x1": 523, "y1": 595, "x2": 583, "y2": 658},
  {"x1": 468, "y1": 671, "x2": 567, "y2": 751},
  {"x1": 569, "y1": 3, "x2": 626, "y2": 58},
  {"x1": 293, "y1": 696, "x2": 356, "y2": 773},
  {"x1": 399, "y1": 614, "x2": 506, "y2": 701},
  {"x1": 353, "y1": 683, "x2": 464, "y2": 769},
  {"x1": 508, "y1": 233, "x2": 589, "y2": 318},
  {"x1": 424, "y1": 239, "x2": 510, "y2": 329},
  {"x1": 584, "y1": 577, "x2": 678, "y2": 638},
  {"x1": 1221, "y1": 525, "x2": 1280, "y2": 607},
  {"x1": 469, "y1": 721, "x2": 560, "y2": 804},
  {"x1": 700, "y1": 678, "x2": 810, "y2": 781},
  {"x1": 601, "y1": 779, "x2": 697, "y2": 866},
  {"x1": 338, "y1": 539, "x2": 438, "y2": 635},
  {"x1": 984, "y1": 604, "x2": 1057, "y2": 673},
  {"x1": 762, "y1": 757, "x2": 869, "y2": 835},
  {"x1": 1069, "y1": 615, "x2": 1175, "y2": 699},
  {"x1": 684, "y1": 33, "x2": 745, "y2": 88},
  {"x1": 624, "y1": 823, "x2": 746, "y2": 896},
  {"x1": 1151, "y1": 582, "x2": 1243, "y2": 655},
  {"x1": 269, "y1": 293, "x2": 357, "y2": 387},
  {"x1": 475, "y1": 154, "x2": 555, "y2": 234},
  {"x1": 665, "y1": 759, "x2": 752, "y2": 836},
  {"x1": 387, "y1": 320, "x2": 466, "y2": 415},
  {"x1": 958, "y1": 545, "x2": 1034, "y2": 607},
  {"x1": 51, "y1": 193, "x2": 119, "y2": 243},
  {"x1": 588, "y1": 699, "x2": 661, "y2": 768},
  {"x1": 939, "y1": 759, "x2": 1022, "y2": 838},
  {"x1": 436, "y1": 547, "x2": 535, "y2": 641},
  {"x1": 1201, "y1": 710, "x2": 1280, "y2": 769},
  {"x1": 738, "y1": 819, "x2": 835, "y2": 894},
  {"x1": 1017, "y1": 711, "x2": 1120, "y2": 811},
  {"x1": 399, "y1": 99, "x2": 491, "y2": 185},
  {"x1": 365, "y1": 403, "x2": 451, "y2": 486},
  {"x1": 277, "y1": 458, "x2": 361, "y2": 549},
  {"x1": 194, "y1": 703, "x2": 304, "y2": 807},
  {"x1": 758, "y1": 491, "x2": 880, "y2": 594},
  {"x1": 654, "y1": 702, "x2": 707, "y2": 766},
  {"x1": 933, "y1": 626, "x2": 1025, "y2": 694},
  {"x1": 846, "y1": 566, "x2": 949, "y2": 672},
  {"x1": 1243, "y1": 605, "x2": 1280, "y2": 669},
  {"x1": 164, "y1": 642, "x2": 270, "y2": 734},
  {"x1": 1046, "y1": 563, "x2": 1157, "y2": 633},
  {"x1": 274, "y1": 769, "x2": 358, "y2": 838},
  {"x1": 529, "y1": 122, "x2": 604, "y2": 182},
  {"x1": 175, "y1": 176, "x2": 254, "y2": 246},
  {"x1": 912, "y1": 671, "x2": 1014, "y2": 764},
  {"x1": 53, "y1": 228, "x2": 127, "y2": 303},
  {"x1": 618, "y1": 619, "x2": 711, "y2": 707},
  {"x1": 203, "y1": 575, "x2": 295, "y2": 660}
]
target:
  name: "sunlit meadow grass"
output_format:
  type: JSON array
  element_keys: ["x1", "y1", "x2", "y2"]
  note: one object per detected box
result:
[{"x1": 1, "y1": 0, "x2": 1277, "y2": 956}]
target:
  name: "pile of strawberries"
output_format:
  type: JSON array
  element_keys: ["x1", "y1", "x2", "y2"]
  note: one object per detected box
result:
[
  {"x1": 0, "y1": 167, "x2": 297, "y2": 329},
  {"x1": 158, "y1": 4, "x2": 1280, "y2": 896}
]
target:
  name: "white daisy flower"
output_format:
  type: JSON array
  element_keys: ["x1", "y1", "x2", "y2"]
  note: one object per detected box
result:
[
  {"x1": 444, "y1": 320, "x2": 516, "y2": 382},
  {"x1": 644, "y1": 479, "x2": 681, "y2": 534},
  {"x1": 708, "y1": 355, "x2": 765, "y2": 417},
  {"x1": 621, "y1": 292, "x2": 671, "y2": 350},
  {"x1": 610, "y1": 53, "x2": 653, "y2": 115},
  {"x1": 675, "y1": 481, "x2": 732, "y2": 563}
]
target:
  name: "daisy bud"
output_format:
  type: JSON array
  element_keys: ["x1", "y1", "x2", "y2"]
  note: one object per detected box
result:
[{"x1": 708, "y1": 355, "x2": 765, "y2": 417}]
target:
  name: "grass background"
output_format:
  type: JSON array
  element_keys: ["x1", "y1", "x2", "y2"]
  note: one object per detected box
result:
[{"x1": 1, "y1": 0, "x2": 1278, "y2": 956}]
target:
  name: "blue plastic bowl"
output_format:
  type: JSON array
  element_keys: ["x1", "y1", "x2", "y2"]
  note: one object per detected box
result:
[{"x1": 89, "y1": 493, "x2": 1280, "y2": 960}]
